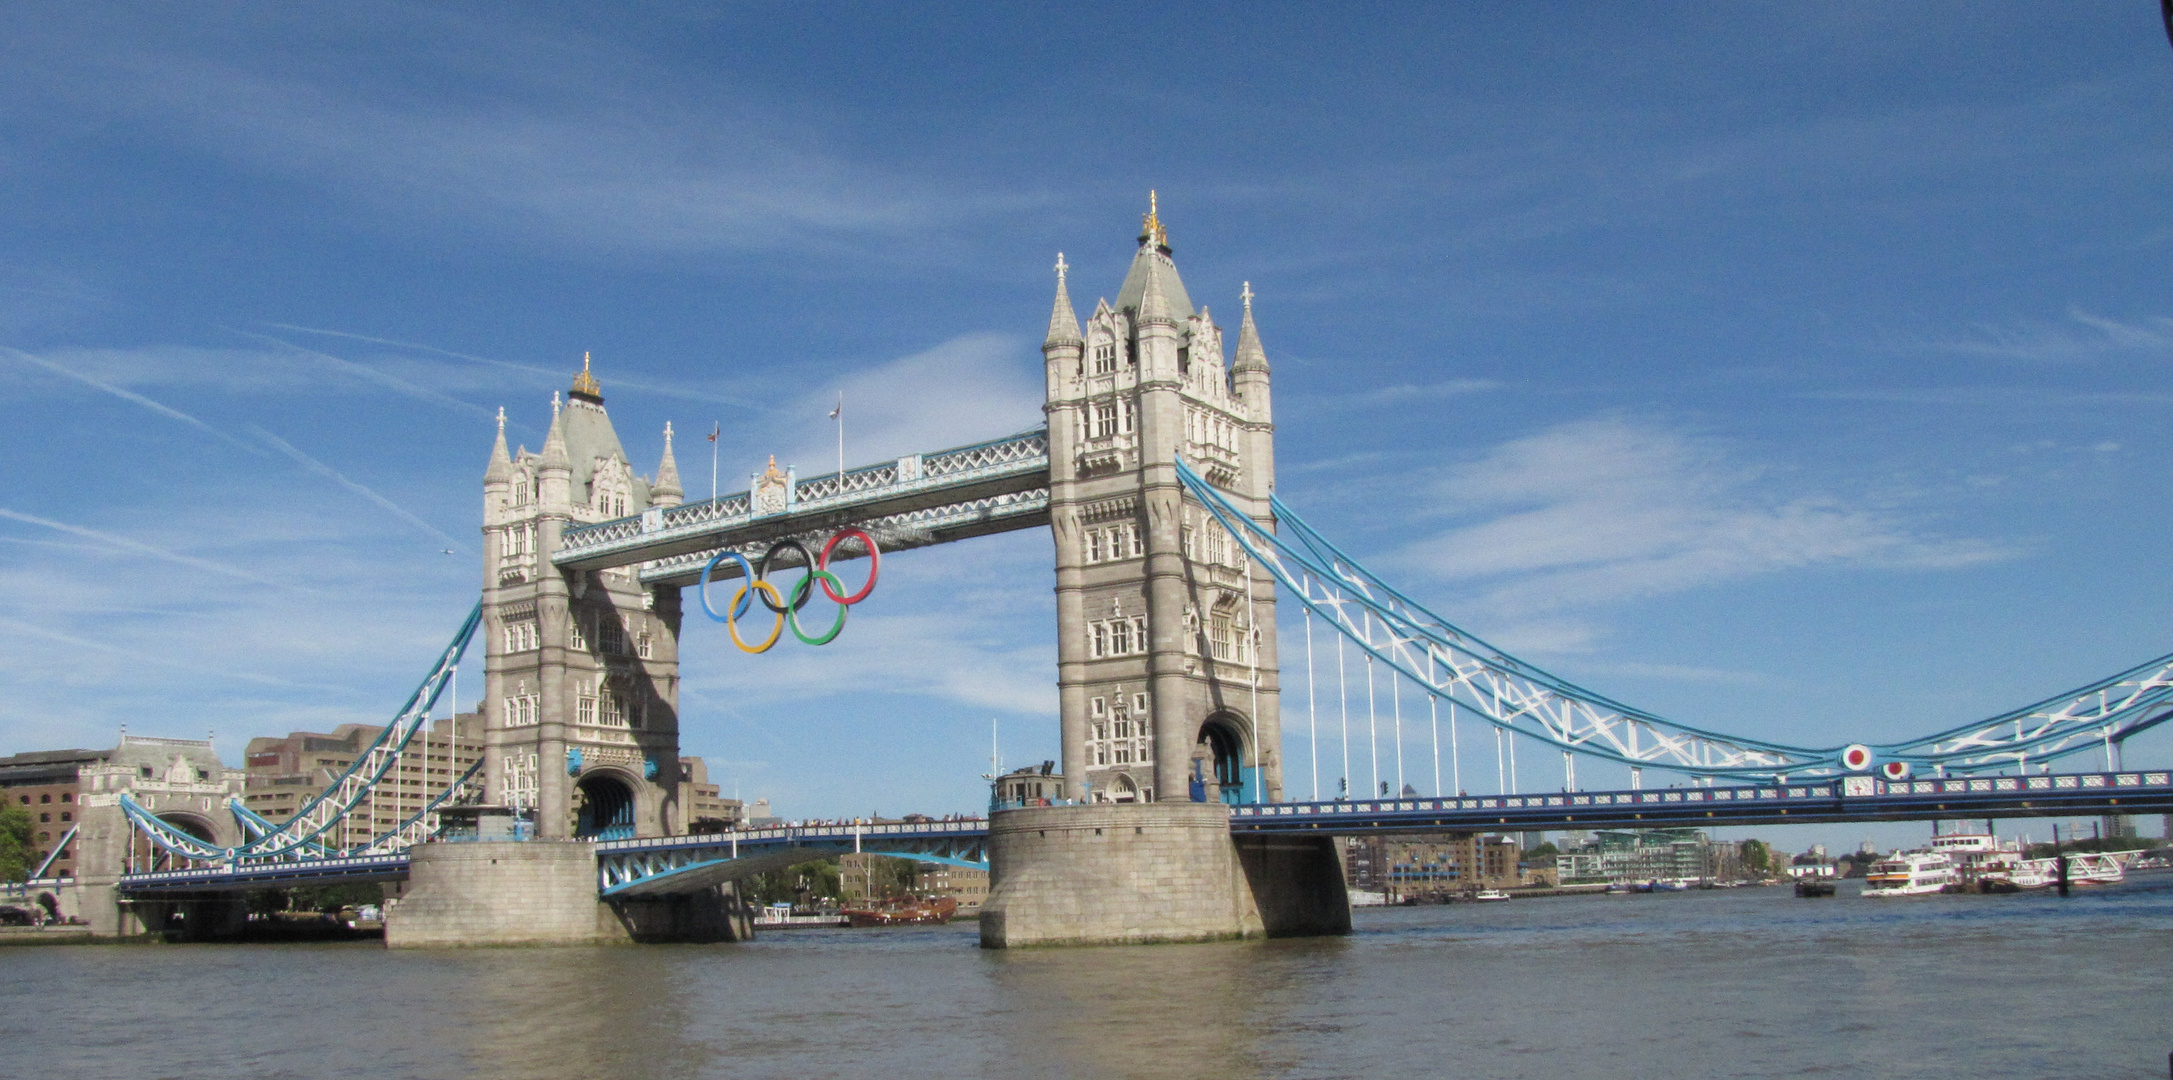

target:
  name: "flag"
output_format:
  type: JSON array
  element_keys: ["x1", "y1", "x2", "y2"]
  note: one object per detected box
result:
[
  {"x1": 829, "y1": 395, "x2": 842, "y2": 421},
  {"x1": 707, "y1": 423, "x2": 719, "y2": 443}
]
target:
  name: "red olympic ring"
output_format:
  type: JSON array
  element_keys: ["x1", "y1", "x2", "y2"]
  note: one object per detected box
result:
[{"x1": 818, "y1": 527, "x2": 880, "y2": 604}]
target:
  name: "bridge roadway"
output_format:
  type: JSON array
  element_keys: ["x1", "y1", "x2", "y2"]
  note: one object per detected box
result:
[{"x1": 108, "y1": 768, "x2": 2173, "y2": 898}]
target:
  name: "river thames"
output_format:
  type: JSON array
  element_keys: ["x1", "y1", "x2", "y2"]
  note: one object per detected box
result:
[{"x1": 10, "y1": 877, "x2": 2170, "y2": 1079}]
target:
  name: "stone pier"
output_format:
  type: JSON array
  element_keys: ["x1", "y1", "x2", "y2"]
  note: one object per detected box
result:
[
  {"x1": 387, "y1": 840, "x2": 750, "y2": 947},
  {"x1": 978, "y1": 802, "x2": 1349, "y2": 948}
]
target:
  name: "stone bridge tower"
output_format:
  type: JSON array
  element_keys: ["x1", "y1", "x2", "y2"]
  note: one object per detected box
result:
[
  {"x1": 1042, "y1": 198, "x2": 1283, "y2": 806},
  {"x1": 480, "y1": 357, "x2": 687, "y2": 839}
]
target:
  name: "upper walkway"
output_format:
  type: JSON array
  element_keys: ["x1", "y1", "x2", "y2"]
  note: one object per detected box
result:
[{"x1": 551, "y1": 429, "x2": 1051, "y2": 584}]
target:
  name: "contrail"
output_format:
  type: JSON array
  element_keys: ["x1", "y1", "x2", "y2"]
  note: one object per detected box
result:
[
  {"x1": 0, "y1": 508, "x2": 295, "y2": 590},
  {"x1": 231, "y1": 328, "x2": 496, "y2": 420},
  {"x1": 262, "y1": 321, "x2": 765, "y2": 411},
  {"x1": 0, "y1": 615, "x2": 345, "y2": 691},
  {"x1": 247, "y1": 425, "x2": 463, "y2": 548},
  {"x1": 0, "y1": 345, "x2": 262, "y2": 453}
]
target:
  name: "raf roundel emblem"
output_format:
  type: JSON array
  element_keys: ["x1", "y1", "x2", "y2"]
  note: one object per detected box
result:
[
  {"x1": 1841, "y1": 744, "x2": 1873, "y2": 772},
  {"x1": 1879, "y1": 760, "x2": 1913, "y2": 781}
]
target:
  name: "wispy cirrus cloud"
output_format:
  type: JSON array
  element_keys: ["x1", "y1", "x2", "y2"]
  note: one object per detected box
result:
[
  {"x1": 1382, "y1": 417, "x2": 2011, "y2": 636},
  {"x1": 0, "y1": 344, "x2": 262, "y2": 450},
  {"x1": 0, "y1": 507, "x2": 301, "y2": 591},
  {"x1": 247, "y1": 425, "x2": 462, "y2": 548}
]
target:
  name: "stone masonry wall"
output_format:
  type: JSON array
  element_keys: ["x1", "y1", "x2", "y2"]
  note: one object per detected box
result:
[{"x1": 980, "y1": 802, "x2": 1268, "y2": 947}]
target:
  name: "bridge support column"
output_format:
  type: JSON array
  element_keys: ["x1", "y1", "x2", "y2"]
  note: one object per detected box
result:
[
  {"x1": 388, "y1": 840, "x2": 748, "y2": 947},
  {"x1": 979, "y1": 803, "x2": 1348, "y2": 948}
]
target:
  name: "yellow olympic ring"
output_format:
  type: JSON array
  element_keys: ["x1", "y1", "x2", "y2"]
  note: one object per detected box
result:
[{"x1": 728, "y1": 580, "x2": 787, "y2": 653}]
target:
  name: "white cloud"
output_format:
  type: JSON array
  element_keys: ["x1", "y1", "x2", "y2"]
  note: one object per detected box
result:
[
  {"x1": 762, "y1": 332, "x2": 1046, "y2": 470},
  {"x1": 7, "y1": 13, "x2": 985, "y2": 259},
  {"x1": 1383, "y1": 417, "x2": 2011, "y2": 625}
]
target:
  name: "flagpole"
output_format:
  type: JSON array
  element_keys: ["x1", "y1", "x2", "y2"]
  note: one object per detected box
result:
[
  {"x1": 709, "y1": 422, "x2": 719, "y2": 503},
  {"x1": 833, "y1": 391, "x2": 845, "y2": 481}
]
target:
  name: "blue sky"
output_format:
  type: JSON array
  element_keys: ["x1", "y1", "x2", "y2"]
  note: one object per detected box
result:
[{"x1": 4, "y1": 3, "x2": 2171, "y2": 850}]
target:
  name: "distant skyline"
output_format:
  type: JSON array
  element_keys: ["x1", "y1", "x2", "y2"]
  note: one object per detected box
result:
[{"x1": 4, "y1": 3, "x2": 2172, "y2": 850}]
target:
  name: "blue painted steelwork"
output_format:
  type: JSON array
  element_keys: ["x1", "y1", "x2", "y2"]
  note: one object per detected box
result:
[
  {"x1": 1230, "y1": 768, "x2": 2173, "y2": 834},
  {"x1": 120, "y1": 602, "x2": 481, "y2": 864},
  {"x1": 27, "y1": 824, "x2": 76, "y2": 879},
  {"x1": 120, "y1": 853, "x2": 411, "y2": 895},
  {"x1": 595, "y1": 819, "x2": 990, "y2": 898},
  {"x1": 1177, "y1": 459, "x2": 2173, "y2": 780}
]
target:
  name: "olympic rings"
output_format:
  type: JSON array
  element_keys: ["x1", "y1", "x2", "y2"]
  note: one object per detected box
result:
[
  {"x1": 757, "y1": 540, "x2": 818, "y2": 614},
  {"x1": 728, "y1": 580, "x2": 788, "y2": 653},
  {"x1": 697, "y1": 528, "x2": 880, "y2": 653},
  {"x1": 819, "y1": 528, "x2": 880, "y2": 603},
  {"x1": 697, "y1": 551, "x2": 757, "y2": 622},
  {"x1": 788, "y1": 570, "x2": 850, "y2": 646}
]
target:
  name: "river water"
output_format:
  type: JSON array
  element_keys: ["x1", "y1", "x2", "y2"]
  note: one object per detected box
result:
[{"x1": 10, "y1": 876, "x2": 2171, "y2": 1080}]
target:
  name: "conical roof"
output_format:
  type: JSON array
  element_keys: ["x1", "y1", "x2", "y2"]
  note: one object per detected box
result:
[
  {"x1": 653, "y1": 422, "x2": 683, "y2": 500},
  {"x1": 485, "y1": 407, "x2": 513, "y2": 481},
  {"x1": 1045, "y1": 253, "x2": 1082, "y2": 345},
  {"x1": 1233, "y1": 283, "x2": 1268, "y2": 374},
  {"x1": 1114, "y1": 245, "x2": 1193, "y2": 322}
]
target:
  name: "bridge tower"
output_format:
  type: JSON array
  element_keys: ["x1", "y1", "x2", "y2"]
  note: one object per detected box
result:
[
  {"x1": 1043, "y1": 197, "x2": 1283, "y2": 806},
  {"x1": 479, "y1": 359, "x2": 687, "y2": 840}
]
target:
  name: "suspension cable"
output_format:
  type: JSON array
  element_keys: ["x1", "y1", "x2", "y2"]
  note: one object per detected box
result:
[{"x1": 1304, "y1": 605, "x2": 1320, "y2": 802}]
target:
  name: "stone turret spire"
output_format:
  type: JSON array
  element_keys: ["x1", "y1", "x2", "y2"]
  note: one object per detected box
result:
[
  {"x1": 1232, "y1": 281, "x2": 1268, "y2": 374},
  {"x1": 485, "y1": 406, "x2": 513, "y2": 482},
  {"x1": 1045, "y1": 253, "x2": 1081, "y2": 346},
  {"x1": 1137, "y1": 239, "x2": 1175, "y2": 328},
  {"x1": 651, "y1": 421, "x2": 684, "y2": 507}
]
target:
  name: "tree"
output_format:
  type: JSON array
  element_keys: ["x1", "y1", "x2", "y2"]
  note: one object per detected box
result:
[
  {"x1": 1740, "y1": 839, "x2": 1772, "y2": 876},
  {"x1": 743, "y1": 859, "x2": 843, "y2": 907},
  {"x1": 0, "y1": 802, "x2": 34, "y2": 882},
  {"x1": 1523, "y1": 841, "x2": 1559, "y2": 863}
]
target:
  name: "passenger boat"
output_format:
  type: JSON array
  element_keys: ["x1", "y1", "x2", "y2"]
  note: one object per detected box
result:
[
  {"x1": 1471, "y1": 889, "x2": 1511, "y2": 902},
  {"x1": 841, "y1": 895, "x2": 959, "y2": 927},
  {"x1": 1862, "y1": 851, "x2": 1957, "y2": 896},
  {"x1": 1978, "y1": 853, "x2": 2125, "y2": 892}
]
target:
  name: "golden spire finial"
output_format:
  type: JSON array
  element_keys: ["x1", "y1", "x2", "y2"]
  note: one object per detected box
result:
[
  {"x1": 1140, "y1": 189, "x2": 1167, "y2": 249},
  {"x1": 570, "y1": 350, "x2": 602, "y2": 401}
]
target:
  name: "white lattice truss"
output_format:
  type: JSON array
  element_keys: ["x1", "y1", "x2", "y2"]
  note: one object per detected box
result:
[
  {"x1": 1175, "y1": 459, "x2": 2173, "y2": 780},
  {"x1": 122, "y1": 603, "x2": 483, "y2": 865}
]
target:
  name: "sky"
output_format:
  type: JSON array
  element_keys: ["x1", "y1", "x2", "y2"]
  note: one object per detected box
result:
[{"x1": 3, "y1": 2, "x2": 2172, "y2": 852}]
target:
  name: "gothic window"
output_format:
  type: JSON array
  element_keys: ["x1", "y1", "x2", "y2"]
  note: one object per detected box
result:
[
  {"x1": 1133, "y1": 692, "x2": 1150, "y2": 714},
  {"x1": 577, "y1": 690, "x2": 597, "y2": 726},
  {"x1": 1092, "y1": 341, "x2": 1116, "y2": 375},
  {"x1": 1092, "y1": 401, "x2": 1117, "y2": 439},
  {"x1": 569, "y1": 615, "x2": 590, "y2": 652},
  {"x1": 1128, "y1": 523, "x2": 1143, "y2": 558},
  {"x1": 1110, "y1": 619, "x2": 1132, "y2": 656},
  {"x1": 1121, "y1": 400, "x2": 1135, "y2": 434},
  {"x1": 600, "y1": 617, "x2": 627, "y2": 655},
  {"x1": 1090, "y1": 696, "x2": 1107, "y2": 718},
  {"x1": 1090, "y1": 623, "x2": 1110, "y2": 659},
  {"x1": 637, "y1": 630, "x2": 653, "y2": 659},
  {"x1": 1086, "y1": 530, "x2": 1103, "y2": 564}
]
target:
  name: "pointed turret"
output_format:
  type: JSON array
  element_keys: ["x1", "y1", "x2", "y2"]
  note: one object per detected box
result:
[
  {"x1": 1232, "y1": 282, "x2": 1268, "y2": 375},
  {"x1": 651, "y1": 421, "x2": 684, "y2": 508},
  {"x1": 1137, "y1": 240, "x2": 1175, "y2": 328},
  {"x1": 538, "y1": 397, "x2": 572, "y2": 508},
  {"x1": 1045, "y1": 253, "x2": 1082, "y2": 346},
  {"x1": 485, "y1": 406, "x2": 513, "y2": 482}
]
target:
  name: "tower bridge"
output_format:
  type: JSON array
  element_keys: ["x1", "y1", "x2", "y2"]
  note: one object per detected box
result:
[{"x1": 45, "y1": 202, "x2": 2173, "y2": 946}]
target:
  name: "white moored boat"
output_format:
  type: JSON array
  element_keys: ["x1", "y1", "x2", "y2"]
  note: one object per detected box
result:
[{"x1": 1862, "y1": 851, "x2": 1957, "y2": 897}]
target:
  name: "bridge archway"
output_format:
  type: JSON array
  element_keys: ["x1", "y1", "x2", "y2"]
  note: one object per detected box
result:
[
  {"x1": 575, "y1": 772, "x2": 637, "y2": 841},
  {"x1": 1108, "y1": 774, "x2": 1140, "y2": 803},
  {"x1": 1197, "y1": 714, "x2": 1249, "y2": 805}
]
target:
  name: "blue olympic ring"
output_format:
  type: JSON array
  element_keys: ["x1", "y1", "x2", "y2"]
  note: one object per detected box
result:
[{"x1": 697, "y1": 550, "x2": 758, "y2": 622}]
